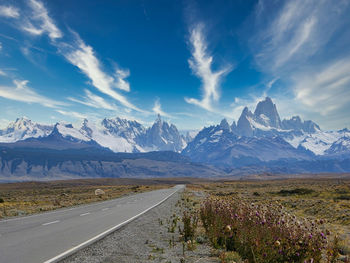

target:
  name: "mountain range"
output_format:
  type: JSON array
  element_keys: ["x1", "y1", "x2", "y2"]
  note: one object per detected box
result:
[
  {"x1": 183, "y1": 97, "x2": 350, "y2": 167},
  {"x1": 1, "y1": 97, "x2": 349, "y2": 179},
  {"x1": 0, "y1": 114, "x2": 188, "y2": 153}
]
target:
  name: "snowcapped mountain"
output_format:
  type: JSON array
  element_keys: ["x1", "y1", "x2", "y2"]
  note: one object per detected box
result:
[
  {"x1": 254, "y1": 96, "x2": 282, "y2": 129},
  {"x1": 182, "y1": 120, "x2": 313, "y2": 167},
  {"x1": 1, "y1": 97, "x2": 348, "y2": 165},
  {"x1": 182, "y1": 97, "x2": 350, "y2": 165},
  {"x1": 233, "y1": 97, "x2": 319, "y2": 138},
  {"x1": 0, "y1": 117, "x2": 53, "y2": 143},
  {"x1": 282, "y1": 116, "x2": 320, "y2": 133},
  {"x1": 284, "y1": 130, "x2": 349, "y2": 155},
  {"x1": 0, "y1": 115, "x2": 186, "y2": 153},
  {"x1": 142, "y1": 114, "x2": 186, "y2": 152}
]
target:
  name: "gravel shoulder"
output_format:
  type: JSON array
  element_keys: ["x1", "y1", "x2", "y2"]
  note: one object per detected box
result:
[{"x1": 61, "y1": 189, "x2": 218, "y2": 263}]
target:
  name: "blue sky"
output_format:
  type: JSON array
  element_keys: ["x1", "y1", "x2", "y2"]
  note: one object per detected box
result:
[{"x1": 0, "y1": 0, "x2": 350, "y2": 130}]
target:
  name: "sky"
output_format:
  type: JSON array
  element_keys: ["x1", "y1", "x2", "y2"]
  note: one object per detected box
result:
[{"x1": 0, "y1": 0, "x2": 350, "y2": 130}]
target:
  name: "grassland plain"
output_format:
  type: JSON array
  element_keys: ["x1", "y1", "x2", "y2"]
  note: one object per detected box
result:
[
  {"x1": 0, "y1": 178, "x2": 188, "y2": 218},
  {"x1": 188, "y1": 178, "x2": 350, "y2": 262}
]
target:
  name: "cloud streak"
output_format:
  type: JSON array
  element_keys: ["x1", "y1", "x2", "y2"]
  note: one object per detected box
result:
[
  {"x1": 0, "y1": 80, "x2": 66, "y2": 108},
  {"x1": 185, "y1": 24, "x2": 231, "y2": 112},
  {"x1": 293, "y1": 57, "x2": 350, "y2": 115},
  {"x1": 68, "y1": 89, "x2": 119, "y2": 111},
  {"x1": 252, "y1": 0, "x2": 350, "y2": 73},
  {"x1": 6, "y1": 0, "x2": 145, "y2": 114},
  {"x1": 0, "y1": 5, "x2": 19, "y2": 18},
  {"x1": 152, "y1": 98, "x2": 172, "y2": 118},
  {"x1": 22, "y1": 0, "x2": 62, "y2": 40},
  {"x1": 60, "y1": 35, "x2": 143, "y2": 112},
  {"x1": 56, "y1": 110, "x2": 87, "y2": 119},
  {"x1": 246, "y1": 0, "x2": 350, "y2": 129}
]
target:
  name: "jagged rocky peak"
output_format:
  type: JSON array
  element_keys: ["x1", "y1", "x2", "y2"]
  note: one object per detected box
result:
[
  {"x1": 155, "y1": 113, "x2": 162, "y2": 123},
  {"x1": 80, "y1": 118, "x2": 93, "y2": 138},
  {"x1": 236, "y1": 107, "x2": 254, "y2": 137},
  {"x1": 231, "y1": 120, "x2": 237, "y2": 130},
  {"x1": 282, "y1": 116, "x2": 320, "y2": 133},
  {"x1": 144, "y1": 114, "x2": 186, "y2": 152},
  {"x1": 0, "y1": 116, "x2": 53, "y2": 142},
  {"x1": 254, "y1": 97, "x2": 282, "y2": 128},
  {"x1": 11, "y1": 116, "x2": 33, "y2": 129},
  {"x1": 219, "y1": 118, "x2": 231, "y2": 131},
  {"x1": 101, "y1": 116, "x2": 145, "y2": 138}
]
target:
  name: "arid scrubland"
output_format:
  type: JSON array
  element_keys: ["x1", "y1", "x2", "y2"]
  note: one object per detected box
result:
[
  {"x1": 183, "y1": 178, "x2": 350, "y2": 262},
  {"x1": 0, "y1": 178, "x2": 172, "y2": 218}
]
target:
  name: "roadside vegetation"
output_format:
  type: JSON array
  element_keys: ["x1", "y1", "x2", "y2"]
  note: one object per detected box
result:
[
  {"x1": 186, "y1": 178, "x2": 350, "y2": 262},
  {"x1": 0, "y1": 178, "x2": 172, "y2": 218}
]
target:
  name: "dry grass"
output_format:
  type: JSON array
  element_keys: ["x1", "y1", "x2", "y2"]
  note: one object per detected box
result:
[
  {"x1": 0, "y1": 178, "x2": 173, "y2": 218},
  {"x1": 188, "y1": 178, "x2": 350, "y2": 259}
]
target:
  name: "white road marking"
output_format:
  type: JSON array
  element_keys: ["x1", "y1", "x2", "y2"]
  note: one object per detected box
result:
[
  {"x1": 101, "y1": 208, "x2": 109, "y2": 211},
  {"x1": 42, "y1": 220, "x2": 60, "y2": 226},
  {"x1": 79, "y1": 212, "x2": 90, "y2": 217},
  {"x1": 43, "y1": 187, "x2": 182, "y2": 263}
]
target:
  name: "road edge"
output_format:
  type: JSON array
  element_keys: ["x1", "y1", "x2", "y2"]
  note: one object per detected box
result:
[{"x1": 43, "y1": 185, "x2": 184, "y2": 263}]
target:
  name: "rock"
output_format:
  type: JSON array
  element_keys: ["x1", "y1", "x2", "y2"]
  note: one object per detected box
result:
[{"x1": 95, "y1": 189, "x2": 105, "y2": 196}]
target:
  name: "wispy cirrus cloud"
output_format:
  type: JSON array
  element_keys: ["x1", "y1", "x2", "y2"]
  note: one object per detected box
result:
[
  {"x1": 59, "y1": 34, "x2": 143, "y2": 112},
  {"x1": 293, "y1": 58, "x2": 350, "y2": 116},
  {"x1": 22, "y1": 0, "x2": 62, "y2": 40},
  {"x1": 0, "y1": 5, "x2": 19, "y2": 18},
  {"x1": 251, "y1": 0, "x2": 349, "y2": 73},
  {"x1": 246, "y1": 0, "x2": 350, "y2": 129},
  {"x1": 152, "y1": 98, "x2": 172, "y2": 118},
  {"x1": 0, "y1": 80, "x2": 65, "y2": 108},
  {"x1": 185, "y1": 24, "x2": 231, "y2": 112},
  {"x1": 56, "y1": 110, "x2": 87, "y2": 119},
  {"x1": 114, "y1": 68, "x2": 130, "y2": 92},
  {"x1": 4, "y1": 0, "x2": 145, "y2": 114},
  {"x1": 68, "y1": 89, "x2": 119, "y2": 111}
]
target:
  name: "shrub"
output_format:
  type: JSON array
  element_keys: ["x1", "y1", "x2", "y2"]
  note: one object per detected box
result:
[
  {"x1": 200, "y1": 197, "x2": 333, "y2": 262},
  {"x1": 334, "y1": 195, "x2": 350, "y2": 201},
  {"x1": 276, "y1": 188, "x2": 315, "y2": 196},
  {"x1": 0, "y1": 197, "x2": 4, "y2": 203},
  {"x1": 180, "y1": 210, "x2": 198, "y2": 242}
]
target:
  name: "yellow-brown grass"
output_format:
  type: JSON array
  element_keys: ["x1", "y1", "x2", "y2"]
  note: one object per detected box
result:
[{"x1": 0, "y1": 178, "x2": 174, "y2": 218}]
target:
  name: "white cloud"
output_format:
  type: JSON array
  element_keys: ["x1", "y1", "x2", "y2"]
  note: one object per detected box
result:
[
  {"x1": 68, "y1": 89, "x2": 119, "y2": 111},
  {"x1": 0, "y1": 5, "x2": 19, "y2": 18},
  {"x1": 0, "y1": 69, "x2": 6, "y2": 76},
  {"x1": 152, "y1": 98, "x2": 172, "y2": 118},
  {"x1": 0, "y1": 118, "x2": 11, "y2": 129},
  {"x1": 114, "y1": 68, "x2": 130, "y2": 92},
  {"x1": 246, "y1": 0, "x2": 350, "y2": 129},
  {"x1": 56, "y1": 110, "x2": 87, "y2": 119},
  {"x1": 3, "y1": 0, "x2": 146, "y2": 115},
  {"x1": 0, "y1": 80, "x2": 66, "y2": 108},
  {"x1": 185, "y1": 24, "x2": 231, "y2": 111},
  {"x1": 22, "y1": 0, "x2": 62, "y2": 40},
  {"x1": 293, "y1": 57, "x2": 350, "y2": 116},
  {"x1": 60, "y1": 34, "x2": 144, "y2": 113},
  {"x1": 252, "y1": 0, "x2": 349, "y2": 73}
]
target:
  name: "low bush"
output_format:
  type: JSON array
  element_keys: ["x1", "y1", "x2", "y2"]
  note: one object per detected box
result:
[
  {"x1": 334, "y1": 195, "x2": 350, "y2": 201},
  {"x1": 180, "y1": 210, "x2": 198, "y2": 242},
  {"x1": 276, "y1": 188, "x2": 315, "y2": 196},
  {"x1": 200, "y1": 197, "x2": 336, "y2": 262}
]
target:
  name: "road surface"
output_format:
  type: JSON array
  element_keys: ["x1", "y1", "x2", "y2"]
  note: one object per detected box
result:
[{"x1": 0, "y1": 185, "x2": 184, "y2": 263}]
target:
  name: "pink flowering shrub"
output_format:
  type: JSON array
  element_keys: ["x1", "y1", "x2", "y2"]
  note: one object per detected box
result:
[{"x1": 200, "y1": 197, "x2": 338, "y2": 263}]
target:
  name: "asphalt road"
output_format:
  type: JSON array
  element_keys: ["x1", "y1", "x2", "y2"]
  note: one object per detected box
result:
[{"x1": 0, "y1": 185, "x2": 184, "y2": 263}]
